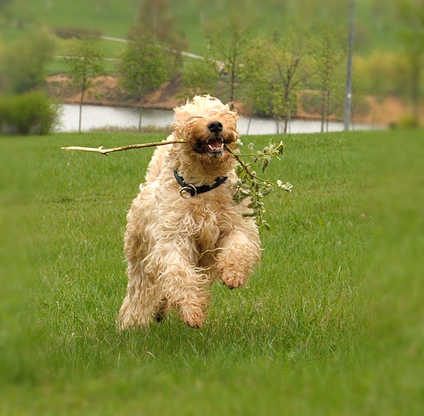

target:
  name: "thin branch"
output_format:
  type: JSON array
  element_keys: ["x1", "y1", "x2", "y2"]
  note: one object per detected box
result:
[
  {"x1": 224, "y1": 144, "x2": 256, "y2": 181},
  {"x1": 61, "y1": 140, "x2": 186, "y2": 155},
  {"x1": 289, "y1": 70, "x2": 316, "y2": 93}
]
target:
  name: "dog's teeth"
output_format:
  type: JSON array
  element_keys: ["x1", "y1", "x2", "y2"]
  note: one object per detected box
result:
[{"x1": 208, "y1": 145, "x2": 214, "y2": 150}]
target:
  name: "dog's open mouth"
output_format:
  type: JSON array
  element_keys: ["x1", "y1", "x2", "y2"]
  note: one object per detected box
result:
[{"x1": 194, "y1": 136, "x2": 224, "y2": 156}]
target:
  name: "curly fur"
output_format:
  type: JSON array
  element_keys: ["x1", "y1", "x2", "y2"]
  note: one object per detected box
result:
[{"x1": 117, "y1": 95, "x2": 261, "y2": 329}]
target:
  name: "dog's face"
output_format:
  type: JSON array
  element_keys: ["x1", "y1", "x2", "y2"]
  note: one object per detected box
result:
[{"x1": 172, "y1": 96, "x2": 239, "y2": 177}]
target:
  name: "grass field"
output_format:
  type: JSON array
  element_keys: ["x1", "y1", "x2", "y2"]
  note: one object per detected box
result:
[
  {"x1": 0, "y1": 129, "x2": 423, "y2": 414},
  {"x1": 2, "y1": 0, "x2": 402, "y2": 80},
  {"x1": 3, "y1": 0, "x2": 399, "y2": 56}
]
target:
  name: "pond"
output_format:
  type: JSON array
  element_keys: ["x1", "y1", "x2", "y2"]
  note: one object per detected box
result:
[{"x1": 57, "y1": 104, "x2": 371, "y2": 135}]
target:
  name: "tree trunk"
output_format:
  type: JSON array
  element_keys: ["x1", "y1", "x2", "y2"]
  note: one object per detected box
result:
[
  {"x1": 229, "y1": 73, "x2": 236, "y2": 110},
  {"x1": 411, "y1": 54, "x2": 420, "y2": 127},
  {"x1": 326, "y1": 90, "x2": 331, "y2": 132},
  {"x1": 138, "y1": 105, "x2": 143, "y2": 132},
  {"x1": 283, "y1": 91, "x2": 290, "y2": 134},
  {"x1": 320, "y1": 88, "x2": 326, "y2": 133},
  {"x1": 79, "y1": 86, "x2": 85, "y2": 133},
  {"x1": 344, "y1": 0, "x2": 355, "y2": 131},
  {"x1": 246, "y1": 117, "x2": 252, "y2": 135},
  {"x1": 288, "y1": 107, "x2": 292, "y2": 134}
]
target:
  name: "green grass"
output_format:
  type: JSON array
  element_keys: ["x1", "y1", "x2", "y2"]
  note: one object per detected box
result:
[
  {"x1": 0, "y1": 129, "x2": 423, "y2": 414},
  {"x1": 2, "y1": 0, "x2": 399, "y2": 56},
  {"x1": 52, "y1": 37, "x2": 127, "y2": 59},
  {"x1": 47, "y1": 58, "x2": 118, "y2": 76}
]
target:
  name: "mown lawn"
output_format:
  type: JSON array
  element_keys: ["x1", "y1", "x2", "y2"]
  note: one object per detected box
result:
[
  {"x1": 3, "y1": 0, "x2": 399, "y2": 56},
  {"x1": 0, "y1": 129, "x2": 422, "y2": 414}
]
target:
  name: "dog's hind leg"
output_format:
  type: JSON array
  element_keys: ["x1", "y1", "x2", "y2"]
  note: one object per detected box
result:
[
  {"x1": 154, "y1": 297, "x2": 169, "y2": 323},
  {"x1": 117, "y1": 253, "x2": 162, "y2": 330},
  {"x1": 118, "y1": 207, "x2": 161, "y2": 330},
  {"x1": 154, "y1": 241, "x2": 209, "y2": 328},
  {"x1": 117, "y1": 280, "x2": 160, "y2": 330}
]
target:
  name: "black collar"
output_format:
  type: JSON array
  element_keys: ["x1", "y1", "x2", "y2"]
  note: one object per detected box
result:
[{"x1": 174, "y1": 169, "x2": 228, "y2": 198}]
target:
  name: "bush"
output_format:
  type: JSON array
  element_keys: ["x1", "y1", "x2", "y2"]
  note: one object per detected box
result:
[
  {"x1": 397, "y1": 113, "x2": 419, "y2": 129},
  {"x1": 52, "y1": 26, "x2": 103, "y2": 39},
  {"x1": 300, "y1": 91, "x2": 321, "y2": 114},
  {"x1": 351, "y1": 95, "x2": 371, "y2": 119},
  {"x1": 271, "y1": 88, "x2": 298, "y2": 121},
  {"x1": 0, "y1": 29, "x2": 56, "y2": 94},
  {"x1": 290, "y1": 93, "x2": 298, "y2": 117},
  {"x1": 0, "y1": 92, "x2": 60, "y2": 135}
]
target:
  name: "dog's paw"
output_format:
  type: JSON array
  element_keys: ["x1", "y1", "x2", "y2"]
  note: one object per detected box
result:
[
  {"x1": 221, "y1": 269, "x2": 246, "y2": 290},
  {"x1": 182, "y1": 310, "x2": 205, "y2": 329}
]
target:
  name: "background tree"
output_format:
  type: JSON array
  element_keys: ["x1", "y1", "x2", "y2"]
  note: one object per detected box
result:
[
  {"x1": 242, "y1": 38, "x2": 273, "y2": 134},
  {"x1": 118, "y1": 36, "x2": 167, "y2": 131},
  {"x1": 271, "y1": 84, "x2": 298, "y2": 134},
  {"x1": 350, "y1": 55, "x2": 371, "y2": 129},
  {"x1": 313, "y1": 26, "x2": 344, "y2": 132},
  {"x1": 0, "y1": 0, "x2": 10, "y2": 12},
  {"x1": 66, "y1": 37, "x2": 104, "y2": 133},
  {"x1": 0, "y1": 29, "x2": 55, "y2": 94},
  {"x1": 205, "y1": 16, "x2": 251, "y2": 108},
  {"x1": 364, "y1": 51, "x2": 401, "y2": 126},
  {"x1": 394, "y1": 0, "x2": 424, "y2": 126},
  {"x1": 268, "y1": 28, "x2": 314, "y2": 133},
  {"x1": 135, "y1": 0, "x2": 173, "y2": 41},
  {"x1": 180, "y1": 57, "x2": 219, "y2": 98},
  {"x1": 129, "y1": 0, "x2": 188, "y2": 81}
]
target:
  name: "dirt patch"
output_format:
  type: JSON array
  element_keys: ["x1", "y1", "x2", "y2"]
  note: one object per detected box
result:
[{"x1": 45, "y1": 75, "x2": 184, "y2": 109}]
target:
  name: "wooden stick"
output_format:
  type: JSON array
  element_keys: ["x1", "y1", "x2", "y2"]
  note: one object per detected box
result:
[{"x1": 61, "y1": 140, "x2": 186, "y2": 155}]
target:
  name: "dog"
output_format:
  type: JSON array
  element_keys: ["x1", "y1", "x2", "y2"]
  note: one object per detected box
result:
[{"x1": 117, "y1": 95, "x2": 261, "y2": 329}]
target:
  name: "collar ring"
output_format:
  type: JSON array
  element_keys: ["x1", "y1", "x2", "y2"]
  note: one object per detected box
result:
[{"x1": 180, "y1": 184, "x2": 197, "y2": 199}]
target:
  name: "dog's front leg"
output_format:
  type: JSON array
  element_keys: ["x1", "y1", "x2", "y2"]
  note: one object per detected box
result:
[
  {"x1": 217, "y1": 228, "x2": 261, "y2": 289},
  {"x1": 154, "y1": 240, "x2": 209, "y2": 328}
]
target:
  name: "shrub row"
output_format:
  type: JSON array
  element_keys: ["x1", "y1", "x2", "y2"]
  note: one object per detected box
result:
[
  {"x1": 300, "y1": 91, "x2": 321, "y2": 114},
  {"x1": 52, "y1": 26, "x2": 103, "y2": 40},
  {"x1": 0, "y1": 92, "x2": 60, "y2": 135}
]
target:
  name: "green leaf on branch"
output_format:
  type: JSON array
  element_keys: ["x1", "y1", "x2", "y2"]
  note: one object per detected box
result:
[{"x1": 226, "y1": 140, "x2": 292, "y2": 230}]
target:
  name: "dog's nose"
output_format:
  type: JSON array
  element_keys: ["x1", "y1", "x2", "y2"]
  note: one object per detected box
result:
[{"x1": 207, "y1": 121, "x2": 223, "y2": 133}]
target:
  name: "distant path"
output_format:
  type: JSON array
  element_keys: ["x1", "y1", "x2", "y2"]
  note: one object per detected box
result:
[
  {"x1": 101, "y1": 36, "x2": 129, "y2": 43},
  {"x1": 101, "y1": 36, "x2": 206, "y2": 61},
  {"x1": 54, "y1": 35, "x2": 223, "y2": 69}
]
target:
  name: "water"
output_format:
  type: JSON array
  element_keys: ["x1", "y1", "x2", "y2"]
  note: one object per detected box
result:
[{"x1": 57, "y1": 104, "x2": 371, "y2": 135}]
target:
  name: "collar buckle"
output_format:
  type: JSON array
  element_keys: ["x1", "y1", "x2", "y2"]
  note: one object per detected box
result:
[{"x1": 180, "y1": 184, "x2": 197, "y2": 199}]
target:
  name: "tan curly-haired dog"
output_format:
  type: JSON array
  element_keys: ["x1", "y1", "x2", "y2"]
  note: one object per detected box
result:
[{"x1": 117, "y1": 95, "x2": 261, "y2": 329}]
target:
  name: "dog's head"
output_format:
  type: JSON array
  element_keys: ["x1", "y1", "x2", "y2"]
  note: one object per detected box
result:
[{"x1": 172, "y1": 95, "x2": 239, "y2": 177}]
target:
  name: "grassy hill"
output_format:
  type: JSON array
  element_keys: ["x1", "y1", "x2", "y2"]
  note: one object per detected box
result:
[
  {"x1": 2, "y1": 0, "x2": 399, "y2": 56},
  {"x1": 0, "y1": 129, "x2": 422, "y2": 414}
]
